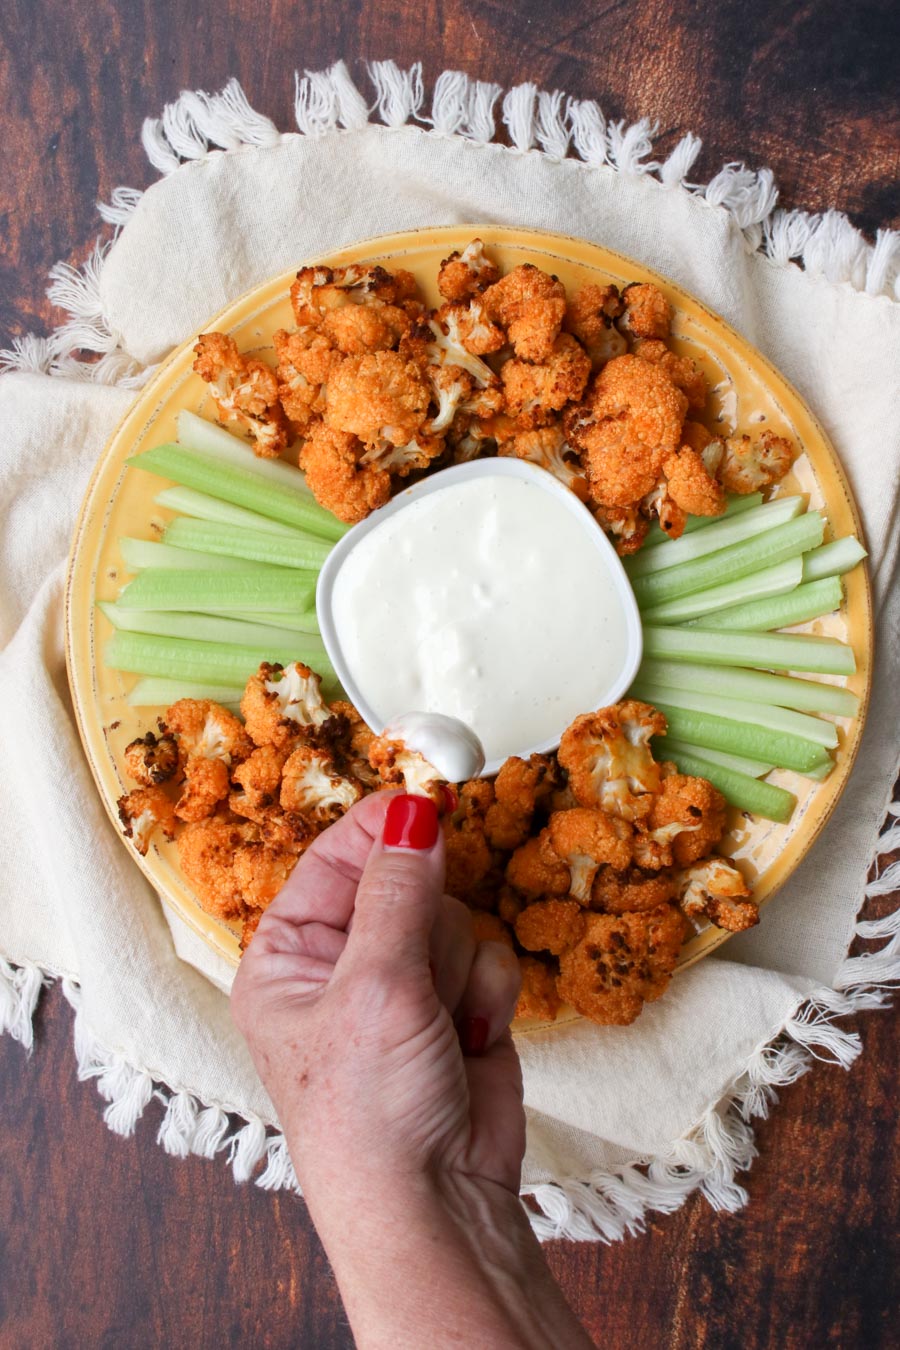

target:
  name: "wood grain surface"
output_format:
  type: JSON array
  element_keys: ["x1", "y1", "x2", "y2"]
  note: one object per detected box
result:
[{"x1": 1, "y1": 2, "x2": 898, "y2": 1346}]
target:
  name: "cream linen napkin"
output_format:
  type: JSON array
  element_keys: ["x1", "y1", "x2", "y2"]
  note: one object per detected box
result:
[{"x1": 2, "y1": 66, "x2": 899, "y2": 1239}]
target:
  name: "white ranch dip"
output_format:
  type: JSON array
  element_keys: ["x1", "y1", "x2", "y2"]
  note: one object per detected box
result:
[{"x1": 329, "y1": 473, "x2": 632, "y2": 766}]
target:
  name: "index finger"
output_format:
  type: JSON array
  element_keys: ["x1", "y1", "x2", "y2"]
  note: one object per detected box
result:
[{"x1": 266, "y1": 791, "x2": 397, "y2": 932}]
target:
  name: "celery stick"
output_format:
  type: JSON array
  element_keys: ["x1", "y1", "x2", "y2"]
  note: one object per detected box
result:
[
  {"x1": 631, "y1": 681, "x2": 838, "y2": 749},
  {"x1": 632, "y1": 513, "x2": 825, "y2": 608},
  {"x1": 119, "y1": 537, "x2": 262, "y2": 573},
  {"x1": 643, "y1": 625, "x2": 856, "y2": 676},
  {"x1": 164, "y1": 517, "x2": 332, "y2": 571},
  {"x1": 640, "y1": 493, "x2": 764, "y2": 548},
  {"x1": 129, "y1": 444, "x2": 345, "y2": 540},
  {"x1": 625, "y1": 495, "x2": 805, "y2": 576},
  {"x1": 127, "y1": 677, "x2": 246, "y2": 707},
  {"x1": 107, "y1": 631, "x2": 334, "y2": 685},
  {"x1": 155, "y1": 486, "x2": 302, "y2": 538},
  {"x1": 801, "y1": 536, "x2": 867, "y2": 583},
  {"x1": 660, "y1": 739, "x2": 775, "y2": 778},
  {"x1": 640, "y1": 557, "x2": 802, "y2": 624},
  {"x1": 118, "y1": 567, "x2": 316, "y2": 613},
  {"x1": 649, "y1": 702, "x2": 832, "y2": 774},
  {"x1": 177, "y1": 410, "x2": 314, "y2": 494},
  {"x1": 637, "y1": 658, "x2": 858, "y2": 717},
  {"x1": 804, "y1": 758, "x2": 834, "y2": 782},
  {"x1": 98, "y1": 601, "x2": 329, "y2": 655},
  {"x1": 650, "y1": 742, "x2": 797, "y2": 822},
  {"x1": 228, "y1": 608, "x2": 320, "y2": 634},
  {"x1": 687, "y1": 576, "x2": 843, "y2": 632}
]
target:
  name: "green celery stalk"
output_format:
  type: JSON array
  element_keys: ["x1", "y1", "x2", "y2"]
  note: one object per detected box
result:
[
  {"x1": 98, "y1": 601, "x2": 328, "y2": 655},
  {"x1": 687, "y1": 576, "x2": 843, "y2": 632},
  {"x1": 126, "y1": 677, "x2": 246, "y2": 707},
  {"x1": 107, "y1": 631, "x2": 334, "y2": 685},
  {"x1": 642, "y1": 625, "x2": 856, "y2": 675},
  {"x1": 154, "y1": 486, "x2": 303, "y2": 538},
  {"x1": 632, "y1": 512, "x2": 825, "y2": 609},
  {"x1": 129, "y1": 443, "x2": 345, "y2": 540},
  {"x1": 659, "y1": 739, "x2": 774, "y2": 778},
  {"x1": 227, "y1": 608, "x2": 320, "y2": 634},
  {"x1": 631, "y1": 680, "x2": 838, "y2": 749},
  {"x1": 626, "y1": 495, "x2": 805, "y2": 576},
  {"x1": 639, "y1": 493, "x2": 764, "y2": 548},
  {"x1": 118, "y1": 567, "x2": 316, "y2": 613},
  {"x1": 640, "y1": 557, "x2": 802, "y2": 625},
  {"x1": 164, "y1": 517, "x2": 332, "y2": 571},
  {"x1": 636, "y1": 658, "x2": 858, "y2": 717},
  {"x1": 649, "y1": 701, "x2": 832, "y2": 774},
  {"x1": 801, "y1": 536, "x2": 867, "y2": 583},
  {"x1": 119, "y1": 537, "x2": 264, "y2": 573},
  {"x1": 650, "y1": 741, "x2": 797, "y2": 822},
  {"x1": 176, "y1": 410, "x2": 315, "y2": 494}
]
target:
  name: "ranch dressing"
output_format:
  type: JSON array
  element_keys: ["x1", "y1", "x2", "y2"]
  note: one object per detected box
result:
[{"x1": 330, "y1": 474, "x2": 631, "y2": 767}]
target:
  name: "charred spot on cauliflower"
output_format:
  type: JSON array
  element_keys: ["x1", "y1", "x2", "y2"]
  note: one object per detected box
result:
[
  {"x1": 437, "y1": 239, "x2": 501, "y2": 301},
  {"x1": 555, "y1": 904, "x2": 687, "y2": 1025},
  {"x1": 721, "y1": 430, "x2": 797, "y2": 494},
  {"x1": 123, "y1": 729, "x2": 180, "y2": 786},
  {"x1": 676, "y1": 858, "x2": 758, "y2": 931},
  {"x1": 240, "y1": 662, "x2": 333, "y2": 750},
  {"x1": 117, "y1": 786, "x2": 177, "y2": 856},
  {"x1": 280, "y1": 744, "x2": 362, "y2": 824},
  {"x1": 649, "y1": 775, "x2": 727, "y2": 866}
]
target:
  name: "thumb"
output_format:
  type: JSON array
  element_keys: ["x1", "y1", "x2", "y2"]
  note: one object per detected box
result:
[{"x1": 343, "y1": 794, "x2": 445, "y2": 972}]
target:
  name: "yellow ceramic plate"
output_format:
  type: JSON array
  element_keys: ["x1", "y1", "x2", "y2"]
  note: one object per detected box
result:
[{"x1": 66, "y1": 225, "x2": 873, "y2": 989}]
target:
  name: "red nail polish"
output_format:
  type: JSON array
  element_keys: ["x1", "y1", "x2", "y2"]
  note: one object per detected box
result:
[
  {"x1": 460, "y1": 1016, "x2": 489, "y2": 1057},
  {"x1": 384, "y1": 794, "x2": 440, "y2": 850},
  {"x1": 440, "y1": 784, "x2": 459, "y2": 814}
]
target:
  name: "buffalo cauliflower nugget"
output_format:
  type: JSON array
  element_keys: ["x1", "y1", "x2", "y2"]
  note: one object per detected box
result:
[
  {"x1": 676, "y1": 858, "x2": 758, "y2": 931},
  {"x1": 515, "y1": 956, "x2": 562, "y2": 1022},
  {"x1": 165, "y1": 698, "x2": 253, "y2": 765},
  {"x1": 632, "y1": 338, "x2": 708, "y2": 413},
  {"x1": 661, "y1": 446, "x2": 726, "y2": 520},
  {"x1": 437, "y1": 239, "x2": 501, "y2": 301},
  {"x1": 565, "y1": 355, "x2": 688, "y2": 507},
  {"x1": 558, "y1": 702, "x2": 666, "y2": 823},
  {"x1": 548, "y1": 808, "x2": 633, "y2": 902},
  {"x1": 327, "y1": 700, "x2": 378, "y2": 787},
  {"x1": 618, "y1": 282, "x2": 673, "y2": 340},
  {"x1": 273, "y1": 327, "x2": 342, "y2": 432},
  {"x1": 325, "y1": 351, "x2": 430, "y2": 447},
  {"x1": 481, "y1": 263, "x2": 567, "y2": 362},
  {"x1": 505, "y1": 828, "x2": 571, "y2": 900},
  {"x1": 500, "y1": 334, "x2": 592, "y2": 429},
  {"x1": 555, "y1": 904, "x2": 687, "y2": 1025},
  {"x1": 123, "y1": 729, "x2": 180, "y2": 787},
  {"x1": 632, "y1": 820, "x2": 700, "y2": 872},
  {"x1": 721, "y1": 430, "x2": 797, "y2": 494},
  {"x1": 232, "y1": 842, "x2": 299, "y2": 910},
  {"x1": 435, "y1": 297, "x2": 506, "y2": 358},
  {"x1": 175, "y1": 757, "x2": 231, "y2": 823},
  {"x1": 649, "y1": 774, "x2": 727, "y2": 866},
  {"x1": 442, "y1": 781, "x2": 495, "y2": 901},
  {"x1": 299, "y1": 423, "x2": 391, "y2": 524},
  {"x1": 177, "y1": 818, "x2": 257, "y2": 920},
  {"x1": 280, "y1": 744, "x2": 362, "y2": 823},
  {"x1": 593, "y1": 503, "x2": 650, "y2": 555},
  {"x1": 117, "y1": 786, "x2": 177, "y2": 856},
  {"x1": 470, "y1": 911, "x2": 514, "y2": 947},
  {"x1": 192, "y1": 333, "x2": 290, "y2": 458},
  {"x1": 368, "y1": 736, "x2": 446, "y2": 805},
  {"x1": 500, "y1": 424, "x2": 589, "y2": 500},
  {"x1": 591, "y1": 866, "x2": 676, "y2": 914},
  {"x1": 484, "y1": 754, "x2": 559, "y2": 851},
  {"x1": 564, "y1": 283, "x2": 627, "y2": 368},
  {"x1": 229, "y1": 743, "x2": 292, "y2": 820},
  {"x1": 240, "y1": 662, "x2": 332, "y2": 750},
  {"x1": 515, "y1": 898, "x2": 586, "y2": 956}
]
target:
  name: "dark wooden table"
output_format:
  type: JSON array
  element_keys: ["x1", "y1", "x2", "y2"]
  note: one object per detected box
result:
[{"x1": 2, "y1": 3, "x2": 898, "y2": 1346}]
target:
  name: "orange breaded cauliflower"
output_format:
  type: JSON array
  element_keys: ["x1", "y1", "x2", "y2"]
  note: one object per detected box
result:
[
  {"x1": 505, "y1": 828, "x2": 571, "y2": 900},
  {"x1": 676, "y1": 857, "x2": 757, "y2": 931},
  {"x1": 592, "y1": 866, "x2": 676, "y2": 914},
  {"x1": 299, "y1": 423, "x2": 391, "y2": 523},
  {"x1": 641, "y1": 481, "x2": 687, "y2": 540},
  {"x1": 649, "y1": 775, "x2": 727, "y2": 866},
  {"x1": 165, "y1": 698, "x2": 253, "y2": 766},
  {"x1": 280, "y1": 744, "x2": 362, "y2": 824},
  {"x1": 555, "y1": 904, "x2": 687, "y2": 1025},
  {"x1": 290, "y1": 263, "x2": 422, "y2": 326},
  {"x1": 327, "y1": 700, "x2": 378, "y2": 787},
  {"x1": 632, "y1": 820, "x2": 700, "y2": 872},
  {"x1": 240, "y1": 662, "x2": 332, "y2": 750},
  {"x1": 661, "y1": 446, "x2": 726, "y2": 519},
  {"x1": 425, "y1": 363, "x2": 474, "y2": 434},
  {"x1": 123, "y1": 729, "x2": 180, "y2": 787},
  {"x1": 720, "y1": 430, "x2": 796, "y2": 494},
  {"x1": 444, "y1": 823, "x2": 495, "y2": 903},
  {"x1": 564, "y1": 355, "x2": 688, "y2": 507},
  {"x1": 618, "y1": 282, "x2": 673, "y2": 340},
  {"x1": 500, "y1": 334, "x2": 592, "y2": 429},
  {"x1": 547, "y1": 807, "x2": 633, "y2": 902},
  {"x1": 481, "y1": 263, "x2": 567, "y2": 362},
  {"x1": 437, "y1": 239, "x2": 501, "y2": 301},
  {"x1": 176, "y1": 817, "x2": 256, "y2": 919},
  {"x1": 515, "y1": 955, "x2": 562, "y2": 1022},
  {"x1": 427, "y1": 310, "x2": 499, "y2": 383},
  {"x1": 593, "y1": 503, "x2": 650, "y2": 555},
  {"x1": 273, "y1": 327, "x2": 341, "y2": 432},
  {"x1": 192, "y1": 333, "x2": 290, "y2": 458},
  {"x1": 558, "y1": 702, "x2": 667, "y2": 823},
  {"x1": 563, "y1": 283, "x2": 627, "y2": 368},
  {"x1": 500, "y1": 424, "x2": 589, "y2": 500},
  {"x1": 633, "y1": 339, "x2": 708, "y2": 413},
  {"x1": 240, "y1": 908, "x2": 263, "y2": 951},
  {"x1": 484, "y1": 754, "x2": 559, "y2": 851},
  {"x1": 175, "y1": 757, "x2": 230, "y2": 823},
  {"x1": 470, "y1": 911, "x2": 514, "y2": 948},
  {"x1": 324, "y1": 350, "x2": 430, "y2": 448},
  {"x1": 230, "y1": 743, "x2": 292, "y2": 815},
  {"x1": 359, "y1": 431, "x2": 445, "y2": 477},
  {"x1": 117, "y1": 786, "x2": 177, "y2": 856},
  {"x1": 515, "y1": 898, "x2": 586, "y2": 956},
  {"x1": 367, "y1": 736, "x2": 446, "y2": 804}
]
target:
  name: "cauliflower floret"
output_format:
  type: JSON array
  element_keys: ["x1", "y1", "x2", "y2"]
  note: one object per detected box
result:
[
  {"x1": 591, "y1": 866, "x2": 676, "y2": 914},
  {"x1": 515, "y1": 898, "x2": 586, "y2": 956},
  {"x1": 443, "y1": 823, "x2": 495, "y2": 903},
  {"x1": 192, "y1": 333, "x2": 290, "y2": 458},
  {"x1": 325, "y1": 700, "x2": 378, "y2": 787},
  {"x1": 676, "y1": 857, "x2": 758, "y2": 931},
  {"x1": 280, "y1": 744, "x2": 362, "y2": 823},
  {"x1": 649, "y1": 774, "x2": 727, "y2": 866},
  {"x1": 177, "y1": 817, "x2": 257, "y2": 919},
  {"x1": 436, "y1": 297, "x2": 507, "y2": 357},
  {"x1": 291, "y1": 263, "x2": 422, "y2": 326},
  {"x1": 165, "y1": 699, "x2": 253, "y2": 765},
  {"x1": 500, "y1": 424, "x2": 589, "y2": 500},
  {"x1": 321, "y1": 299, "x2": 411, "y2": 355},
  {"x1": 324, "y1": 350, "x2": 430, "y2": 447},
  {"x1": 505, "y1": 828, "x2": 571, "y2": 900},
  {"x1": 470, "y1": 911, "x2": 514, "y2": 947},
  {"x1": 437, "y1": 239, "x2": 501, "y2": 301},
  {"x1": 175, "y1": 757, "x2": 231, "y2": 823},
  {"x1": 240, "y1": 908, "x2": 263, "y2": 951},
  {"x1": 618, "y1": 282, "x2": 673, "y2": 340},
  {"x1": 497, "y1": 886, "x2": 524, "y2": 925},
  {"x1": 481, "y1": 264, "x2": 567, "y2": 362},
  {"x1": 632, "y1": 820, "x2": 700, "y2": 871},
  {"x1": 641, "y1": 481, "x2": 687, "y2": 540},
  {"x1": 230, "y1": 743, "x2": 292, "y2": 814},
  {"x1": 427, "y1": 313, "x2": 497, "y2": 385},
  {"x1": 593, "y1": 503, "x2": 651, "y2": 555},
  {"x1": 273, "y1": 327, "x2": 342, "y2": 432},
  {"x1": 425, "y1": 364, "x2": 474, "y2": 433},
  {"x1": 484, "y1": 753, "x2": 559, "y2": 851},
  {"x1": 564, "y1": 355, "x2": 688, "y2": 507},
  {"x1": 117, "y1": 786, "x2": 177, "y2": 856},
  {"x1": 547, "y1": 807, "x2": 633, "y2": 902},
  {"x1": 299, "y1": 423, "x2": 391, "y2": 524},
  {"x1": 367, "y1": 735, "x2": 446, "y2": 804},
  {"x1": 240, "y1": 662, "x2": 332, "y2": 750},
  {"x1": 359, "y1": 431, "x2": 445, "y2": 477},
  {"x1": 515, "y1": 955, "x2": 562, "y2": 1022},
  {"x1": 500, "y1": 334, "x2": 592, "y2": 429},
  {"x1": 555, "y1": 904, "x2": 687, "y2": 1025},
  {"x1": 721, "y1": 430, "x2": 797, "y2": 494},
  {"x1": 563, "y1": 283, "x2": 627, "y2": 368},
  {"x1": 123, "y1": 730, "x2": 180, "y2": 786},
  {"x1": 633, "y1": 338, "x2": 708, "y2": 413},
  {"x1": 662, "y1": 446, "x2": 726, "y2": 519},
  {"x1": 557, "y1": 702, "x2": 667, "y2": 823}
]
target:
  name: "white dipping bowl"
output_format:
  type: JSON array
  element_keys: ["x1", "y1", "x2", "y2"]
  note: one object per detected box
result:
[{"x1": 316, "y1": 458, "x2": 643, "y2": 777}]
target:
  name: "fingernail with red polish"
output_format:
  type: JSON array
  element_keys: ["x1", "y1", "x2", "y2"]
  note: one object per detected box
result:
[
  {"x1": 460, "y1": 1016, "x2": 489, "y2": 1057},
  {"x1": 440, "y1": 784, "x2": 459, "y2": 814},
  {"x1": 384, "y1": 794, "x2": 440, "y2": 851}
]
